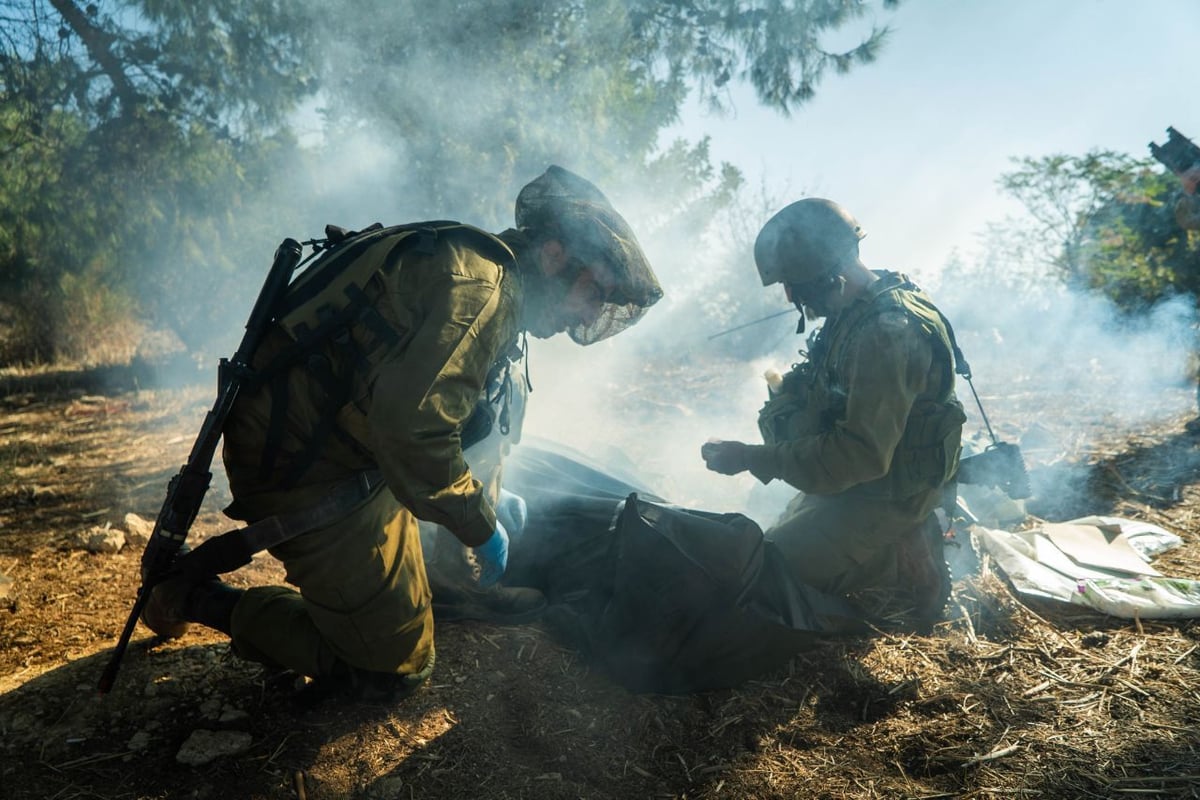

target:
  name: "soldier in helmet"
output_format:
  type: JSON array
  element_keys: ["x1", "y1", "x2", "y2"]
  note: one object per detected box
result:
[
  {"x1": 702, "y1": 198, "x2": 965, "y2": 626},
  {"x1": 141, "y1": 165, "x2": 663, "y2": 698},
  {"x1": 1173, "y1": 164, "x2": 1200, "y2": 231},
  {"x1": 1171, "y1": 165, "x2": 1200, "y2": 435}
]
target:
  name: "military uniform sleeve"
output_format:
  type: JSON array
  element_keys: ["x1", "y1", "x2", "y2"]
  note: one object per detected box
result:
[
  {"x1": 367, "y1": 257, "x2": 516, "y2": 547},
  {"x1": 743, "y1": 312, "x2": 933, "y2": 494}
]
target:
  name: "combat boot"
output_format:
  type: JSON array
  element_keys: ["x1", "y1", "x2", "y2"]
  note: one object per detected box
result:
[
  {"x1": 141, "y1": 543, "x2": 244, "y2": 638},
  {"x1": 140, "y1": 574, "x2": 194, "y2": 639},
  {"x1": 294, "y1": 649, "x2": 436, "y2": 708},
  {"x1": 896, "y1": 517, "x2": 952, "y2": 631},
  {"x1": 431, "y1": 581, "x2": 547, "y2": 624},
  {"x1": 424, "y1": 525, "x2": 546, "y2": 624}
]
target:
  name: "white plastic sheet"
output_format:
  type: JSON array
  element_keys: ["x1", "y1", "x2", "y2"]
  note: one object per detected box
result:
[{"x1": 974, "y1": 516, "x2": 1200, "y2": 619}]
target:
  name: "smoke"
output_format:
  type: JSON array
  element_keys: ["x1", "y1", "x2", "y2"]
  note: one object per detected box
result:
[
  {"x1": 519, "y1": 194, "x2": 1200, "y2": 531},
  {"x1": 929, "y1": 255, "x2": 1197, "y2": 434},
  {"x1": 137, "y1": 2, "x2": 1198, "y2": 533},
  {"x1": 516, "y1": 203, "x2": 807, "y2": 530}
]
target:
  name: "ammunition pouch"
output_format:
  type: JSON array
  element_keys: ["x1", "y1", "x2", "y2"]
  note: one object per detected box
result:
[
  {"x1": 886, "y1": 398, "x2": 967, "y2": 499},
  {"x1": 758, "y1": 392, "x2": 804, "y2": 446},
  {"x1": 757, "y1": 366, "x2": 819, "y2": 445}
]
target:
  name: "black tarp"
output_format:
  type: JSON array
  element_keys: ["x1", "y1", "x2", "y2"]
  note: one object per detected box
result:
[{"x1": 502, "y1": 440, "x2": 865, "y2": 694}]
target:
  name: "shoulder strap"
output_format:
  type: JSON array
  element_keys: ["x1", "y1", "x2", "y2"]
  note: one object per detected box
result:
[
  {"x1": 870, "y1": 274, "x2": 1006, "y2": 442},
  {"x1": 829, "y1": 272, "x2": 965, "y2": 400},
  {"x1": 253, "y1": 221, "x2": 516, "y2": 489},
  {"x1": 887, "y1": 275, "x2": 971, "y2": 379}
]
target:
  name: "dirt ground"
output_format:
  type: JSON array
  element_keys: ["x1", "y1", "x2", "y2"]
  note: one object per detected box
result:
[{"x1": 1, "y1": 362, "x2": 1199, "y2": 800}]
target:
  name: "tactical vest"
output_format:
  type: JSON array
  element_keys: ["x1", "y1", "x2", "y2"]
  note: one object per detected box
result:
[
  {"x1": 250, "y1": 221, "x2": 521, "y2": 489},
  {"x1": 758, "y1": 272, "x2": 966, "y2": 499}
]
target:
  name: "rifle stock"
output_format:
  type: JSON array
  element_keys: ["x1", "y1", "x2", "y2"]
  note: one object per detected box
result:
[
  {"x1": 1149, "y1": 127, "x2": 1200, "y2": 175},
  {"x1": 98, "y1": 238, "x2": 303, "y2": 695}
]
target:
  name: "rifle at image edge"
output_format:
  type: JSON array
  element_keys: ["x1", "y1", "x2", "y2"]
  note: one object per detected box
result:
[
  {"x1": 1149, "y1": 126, "x2": 1200, "y2": 175},
  {"x1": 97, "y1": 238, "x2": 303, "y2": 695}
]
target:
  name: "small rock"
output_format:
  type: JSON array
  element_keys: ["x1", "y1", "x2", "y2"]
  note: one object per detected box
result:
[
  {"x1": 123, "y1": 513, "x2": 155, "y2": 547},
  {"x1": 127, "y1": 730, "x2": 152, "y2": 752},
  {"x1": 0, "y1": 572, "x2": 13, "y2": 600},
  {"x1": 6, "y1": 712, "x2": 36, "y2": 732},
  {"x1": 367, "y1": 777, "x2": 405, "y2": 799},
  {"x1": 81, "y1": 525, "x2": 125, "y2": 554},
  {"x1": 175, "y1": 729, "x2": 253, "y2": 766},
  {"x1": 29, "y1": 485, "x2": 57, "y2": 503},
  {"x1": 218, "y1": 708, "x2": 250, "y2": 724},
  {"x1": 199, "y1": 697, "x2": 222, "y2": 719}
]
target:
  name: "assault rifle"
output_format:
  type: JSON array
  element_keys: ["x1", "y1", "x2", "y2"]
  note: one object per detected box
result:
[
  {"x1": 1149, "y1": 127, "x2": 1200, "y2": 175},
  {"x1": 98, "y1": 238, "x2": 304, "y2": 695}
]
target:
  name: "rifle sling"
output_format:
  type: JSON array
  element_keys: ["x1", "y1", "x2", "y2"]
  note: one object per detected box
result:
[{"x1": 174, "y1": 469, "x2": 385, "y2": 579}]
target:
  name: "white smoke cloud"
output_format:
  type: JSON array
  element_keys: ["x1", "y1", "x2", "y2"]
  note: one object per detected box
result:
[
  {"x1": 180, "y1": 9, "x2": 1199, "y2": 533},
  {"x1": 521, "y1": 193, "x2": 1200, "y2": 530}
]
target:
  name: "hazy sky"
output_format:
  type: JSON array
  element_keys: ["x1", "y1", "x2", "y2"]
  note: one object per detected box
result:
[{"x1": 670, "y1": 0, "x2": 1200, "y2": 275}]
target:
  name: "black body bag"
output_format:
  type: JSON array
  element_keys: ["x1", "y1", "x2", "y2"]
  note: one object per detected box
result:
[{"x1": 503, "y1": 442, "x2": 864, "y2": 694}]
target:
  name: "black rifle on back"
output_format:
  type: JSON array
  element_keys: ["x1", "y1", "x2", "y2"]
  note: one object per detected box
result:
[
  {"x1": 97, "y1": 238, "x2": 304, "y2": 695},
  {"x1": 1149, "y1": 127, "x2": 1200, "y2": 175}
]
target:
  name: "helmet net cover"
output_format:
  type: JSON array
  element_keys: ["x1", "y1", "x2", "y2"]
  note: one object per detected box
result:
[
  {"x1": 754, "y1": 198, "x2": 866, "y2": 287},
  {"x1": 516, "y1": 165, "x2": 663, "y2": 344}
]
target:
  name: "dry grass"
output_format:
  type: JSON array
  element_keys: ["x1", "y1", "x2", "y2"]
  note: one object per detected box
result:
[{"x1": 0, "y1": 364, "x2": 1198, "y2": 799}]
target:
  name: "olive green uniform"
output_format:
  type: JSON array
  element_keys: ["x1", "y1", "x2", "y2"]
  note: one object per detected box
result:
[
  {"x1": 746, "y1": 272, "x2": 965, "y2": 595},
  {"x1": 1175, "y1": 196, "x2": 1200, "y2": 423},
  {"x1": 420, "y1": 376, "x2": 527, "y2": 587},
  {"x1": 220, "y1": 227, "x2": 522, "y2": 681}
]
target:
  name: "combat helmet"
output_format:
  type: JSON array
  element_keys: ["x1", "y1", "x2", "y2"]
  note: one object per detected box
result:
[
  {"x1": 515, "y1": 166, "x2": 663, "y2": 344},
  {"x1": 754, "y1": 198, "x2": 865, "y2": 287}
]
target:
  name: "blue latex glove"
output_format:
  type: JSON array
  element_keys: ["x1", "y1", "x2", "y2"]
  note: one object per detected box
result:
[
  {"x1": 473, "y1": 521, "x2": 509, "y2": 589},
  {"x1": 496, "y1": 489, "x2": 528, "y2": 541}
]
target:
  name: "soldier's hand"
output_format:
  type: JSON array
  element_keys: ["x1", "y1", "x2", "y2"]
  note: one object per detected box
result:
[
  {"x1": 701, "y1": 440, "x2": 750, "y2": 476},
  {"x1": 473, "y1": 522, "x2": 509, "y2": 589},
  {"x1": 496, "y1": 489, "x2": 528, "y2": 541}
]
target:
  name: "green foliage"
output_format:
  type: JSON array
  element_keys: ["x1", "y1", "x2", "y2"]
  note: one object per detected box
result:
[
  {"x1": 997, "y1": 151, "x2": 1146, "y2": 281},
  {"x1": 308, "y1": 0, "x2": 897, "y2": 224},
  {"x1": 0, "y1": 91, "x2": 310, "y2": 360},
  {"x1": 627, "y1": 0, "x2": 898, "y2": 114},
  {"x1": 997, "y1": 151, "x2": 1200, "y2": 314},
  {"x1": 1081, "y1": 179, "x2": 1200, "y2": 312},
  {"x1": 2, "y1": 0, "x2": 320, "y2": 129},
  {"x1": 0, "y1": 0, "x2": 318, "y2": 362},
  {"x1": 0, "y1": 0, "x2": 899, "y2": 365}
]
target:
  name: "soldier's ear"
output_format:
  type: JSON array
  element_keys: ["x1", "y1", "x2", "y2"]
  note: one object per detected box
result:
[{"x1": 538, "y1": 239, "x2": 569, "y2": 277}]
